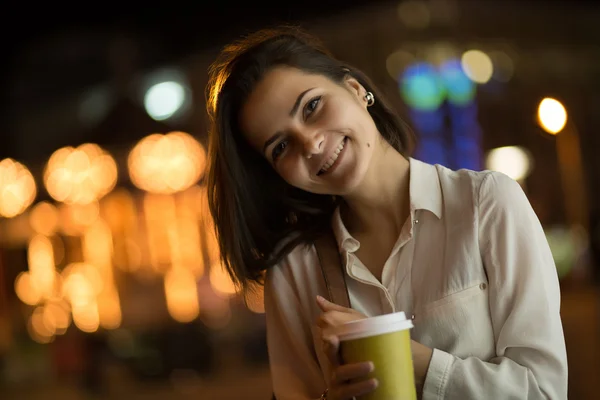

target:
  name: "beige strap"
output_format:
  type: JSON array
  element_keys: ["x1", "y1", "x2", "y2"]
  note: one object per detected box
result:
[{"x1": 315, "y1": 231, "x2": 351, "y2": 309}]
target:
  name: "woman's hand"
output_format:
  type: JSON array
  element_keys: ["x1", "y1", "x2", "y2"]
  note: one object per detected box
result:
[
  {"x1": 316, "y1": 296, "x2": 378, "y2": 400},
  {"x1": 316, "y1": 295, "x2": 367, "y2": 328},
  {"x1": 316, "y1": 296, "x2": 434, "y2": 398}
]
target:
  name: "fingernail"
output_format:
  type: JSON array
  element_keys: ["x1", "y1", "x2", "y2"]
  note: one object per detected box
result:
[
  {"x1": 317, "y1": 295, "x2": 326, "y2": 302},
  {"x1": 371, "y1": 378, "x2": 379, "y2": 388},
  {"x1": 366, "y1": 362, "x2": 375, "y2": 372}
]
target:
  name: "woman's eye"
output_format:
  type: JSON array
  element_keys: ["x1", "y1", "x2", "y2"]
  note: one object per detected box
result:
[
  {"x1": 303, "y1": 96, "x2": 321, "y2": 119},
  {"x1": 272, "y1": 140, "x2": 288, "y2": 161}
]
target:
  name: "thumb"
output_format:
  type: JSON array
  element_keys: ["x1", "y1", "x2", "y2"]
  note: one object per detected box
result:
[
  {"x1": 322, "y1": 334, "x2": 342, "y2": 368},
  {"x1": 316, "y1": 295, "x2": 353, "y2": 313}
]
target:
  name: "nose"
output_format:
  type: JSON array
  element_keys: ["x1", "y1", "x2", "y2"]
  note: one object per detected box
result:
[{"x1": 302, "y1": 130, "x2": 324, "y2": 159}]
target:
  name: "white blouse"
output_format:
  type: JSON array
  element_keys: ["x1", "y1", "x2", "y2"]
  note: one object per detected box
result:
[{"x1": 265, "y1": 158, "x2": 568, "y2": 400}]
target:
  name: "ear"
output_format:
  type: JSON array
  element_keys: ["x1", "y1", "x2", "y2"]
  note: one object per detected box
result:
[{"x1": 344, "y1": 76, "x2": 368, "y2": 104}]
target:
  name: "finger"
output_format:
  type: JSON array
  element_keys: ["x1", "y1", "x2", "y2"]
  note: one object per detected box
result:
[
  {"x1": 317, "y1": 311, "x2": 345, "y2": 329},
  {"x1": 318, "y1": 310, "x2": 366, "y2": 330},
  {"x1": 322, "y1": 335, "x2": 341, "y2": 367},
  {"x1": 316, "y1": 314, "x2": 328, "y2": 330},
  {"x1": 316, "y1": 295, "x2": 354, "y2": 313},
  {"x1": 332, "y1": 378, "x2": 378, "y2": 400},
  {"x1": 332, "y1": 362, "x2": 374, "y2": 384}
]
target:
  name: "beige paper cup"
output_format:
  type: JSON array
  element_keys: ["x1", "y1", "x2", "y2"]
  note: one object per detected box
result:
[{"x1": 330, "y1": 312, "x2": 416, "y2": 400}]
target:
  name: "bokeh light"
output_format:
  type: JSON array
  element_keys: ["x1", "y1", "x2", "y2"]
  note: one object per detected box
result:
[
  {"x1": 538, "y1": 97, "x2": 568, "y2": 134},
  {"x1": 164, "y1": 268, "x2": 200, "y2": 323},
  {"x1": 27, "y1": 235, "x2": 59, "y2": 301},
  {"x1": 0, "y1": 158, "x2": 37, "y2": 218},
  {"x1": 209, "y1": 263, "x2": 237, "y2": 297},
  {"x1": 43, "y1": 144, "x2": 118, "y2": 205},
  {"x1": 128, "y1": 131, "x2": 206, "y2": 194},
  {"x1": 461, "y1": 50, "x2": 494, "y2": 84},
  {"x1": 425, "y1": 42, "x2": 459, "y2": 67},
  {"x1": 489, "y1": 50, "x2": 515, "y2": 82},
  {"x1": 144, "y1": 81, "x2": 186, "y2": 121},
  {"x1": 28, "y1": 306, "x2": 55, "y2": 344},
  {"x1": 15, "y1": 271, "x2": 43, "y2": 306},
  {"x1": 400, "y1": 62, "x2": 446, "y2": 111},
  {"x1": 438, "y1": 59, "x2": 476, "y2": 106},
  {"x1": 485, "y1": 146, "x2": 533, "y2": 182},
  {"x1": 43, "y1": 299, "x2": 71, "y2": 334},
  {"x1": 29, "y1": 201, "x2": 59, "y2": 236},
  {"x1": 386, "y1": 49, "x2": 415, "y2": 81}
]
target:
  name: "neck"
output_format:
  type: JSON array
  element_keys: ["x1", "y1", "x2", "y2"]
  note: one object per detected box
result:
[{"x1": 341, "y1": 140, "x2": 411, "y2": 235}]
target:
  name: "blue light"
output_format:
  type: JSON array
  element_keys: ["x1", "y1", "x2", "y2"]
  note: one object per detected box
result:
[
  {"x1": 439, "y1": 59, "x2": 476, "y2": 106},
  {"x1": 409, "y1": 108, "x2": 445, "y2": 134},
  {"x1": 400, "y1": 63, "x2": 446, "y2": 111},
  {"x1": 413, "y1": 138, "x2": 449, "y2": 167}
]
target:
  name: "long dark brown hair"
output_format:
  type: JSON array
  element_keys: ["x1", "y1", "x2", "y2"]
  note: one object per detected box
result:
[{"x1": 205, "y1": 26, "x2": 413, "y2": 293}]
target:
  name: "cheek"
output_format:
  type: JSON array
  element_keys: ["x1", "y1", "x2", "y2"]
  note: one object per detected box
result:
[
  {"x1": 323, "y1": 99, "x2": 369, "y2": 136},
  {"x1": 276, "y1": 156, "x2": 308, "y2": 185},
  {"x1": 323, "y1": 99, "x2": 354, "y2": 124},
  {"x1": 275, "y1": 158, "x2": 300, "y2": 183}
]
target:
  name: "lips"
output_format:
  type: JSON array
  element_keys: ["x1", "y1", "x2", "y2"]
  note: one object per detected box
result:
[{"x1": 317, "y1": 137, "x2": 347, "y2": 175}]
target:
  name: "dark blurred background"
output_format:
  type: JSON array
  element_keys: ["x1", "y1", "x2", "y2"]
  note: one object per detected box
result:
[{"x1": 1, "y1": 1, "x2": 599, "y2": 399}]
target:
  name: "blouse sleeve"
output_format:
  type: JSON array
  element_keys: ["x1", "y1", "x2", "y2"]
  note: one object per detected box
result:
[
  {"x1": 422, "y1": 172, "x2": 568, "y2": 399},
  {"x1": 265, "y1": 262, "x2": 326, "y2": 400}
]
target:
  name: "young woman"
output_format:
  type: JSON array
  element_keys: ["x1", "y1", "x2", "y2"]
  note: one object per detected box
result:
[{"x1": 205, "y1": 26, "x2": 568, "y2": 400}]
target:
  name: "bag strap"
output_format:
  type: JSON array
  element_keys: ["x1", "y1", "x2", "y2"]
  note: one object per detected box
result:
[{"x1": 314, "y1": 231, "x2": 351, "y2": 308}]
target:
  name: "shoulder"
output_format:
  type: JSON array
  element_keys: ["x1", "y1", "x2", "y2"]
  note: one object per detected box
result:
[
  {"x1": 433, "y1": 164, "x2": 521, "y2": 205},
  {"x1": 476, "y1": 170, "x2": 528, "y2": 211},
  {"x1": 436, "y1": 164, "x2": 490, "y2": 189},
  {"x1": 265, "y1": 243, "x2": 321, "y2": 299},
  {"x1": 431, "y1": 164, "x2": 495, "y2": 211},
  {"x1": 475, "y1": 171, "x2": 541, "y2": 245},
  {"x1": 264, "y1": 243, "x2": 324, "y2": 323}
]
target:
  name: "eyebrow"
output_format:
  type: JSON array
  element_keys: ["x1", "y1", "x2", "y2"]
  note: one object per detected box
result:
[{"x1": 262, "y1": 87, "x2": 316, "y2": 155}]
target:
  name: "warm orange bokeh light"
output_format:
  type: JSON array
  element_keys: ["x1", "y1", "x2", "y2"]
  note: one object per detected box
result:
[
  {"x1": 29, "y1": 306, "x2": 55, "y2": 343},
  {"x1": 0, "y1": 158, "x2": 37, "y2": 218},
  {"x1": 209, "y1": 263, "x2": 237, "y2": 296},
  {"x1": 72, "y1": 302, "x2": 100, "y2": 333},
  {"x1": 29, "y1": 201, "x2": 59, "y2": 236},
  {"x1": 58, "y1": 201, "x2": 100, "y2": 236},
  {"x1": 128, "y1": 131, "x2": 206, "y2": 194},
  {"x1": 97, "y1": 291, "x2": 122, "y2": 330},
  {"x1": 43, "y1": 143, "x2": 118, "y2": 204},
  {"x1": 27, "y1": 235, "x2": 58, "y2": 300},
  {"x1": 43, "y1": 299, "x2": 71, "y2": 334},
  {"x1": 15, "y1": 271, "x2": 43, "y2": 306},
  {"x1": 164, "y1": 268, "x2": 200, "y2": 323}
]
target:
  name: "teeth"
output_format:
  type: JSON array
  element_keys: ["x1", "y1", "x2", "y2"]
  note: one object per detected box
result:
[{"x1": 320, "y1": 139, "x2": 345, "y2": 174}]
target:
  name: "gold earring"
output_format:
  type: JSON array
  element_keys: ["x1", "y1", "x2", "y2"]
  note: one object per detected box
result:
[{"x1": 365, "y1": 92, "x2": 375, "y2": 107}]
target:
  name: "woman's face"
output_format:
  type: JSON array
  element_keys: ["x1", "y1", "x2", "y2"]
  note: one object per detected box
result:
[{"x1": 239, "y1": 66, "x2": 380, "y2": 196}]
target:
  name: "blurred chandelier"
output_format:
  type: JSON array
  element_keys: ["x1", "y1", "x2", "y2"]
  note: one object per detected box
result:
[
  {"x1": 43, "y1": 144, "x2": 118, "y2": 204},
  {"x1": 127, "y1": 131, "x2": 206, "y2": 194},
  {"x1": 0, "y1": 158, "x2": 37, "y2": 218}
]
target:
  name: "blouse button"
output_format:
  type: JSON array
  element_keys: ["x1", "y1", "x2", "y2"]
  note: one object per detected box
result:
[
  {"x1": 411, "y1": 314, "x2": 416, "y2": 320},
  {"x1": 480, "y1": 282, "x2": 487, "y2": 290}
]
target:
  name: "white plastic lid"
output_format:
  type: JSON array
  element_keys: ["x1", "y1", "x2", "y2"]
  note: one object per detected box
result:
[{"x1": 329, "y1": 312, "x2": 414, "y2": 341}]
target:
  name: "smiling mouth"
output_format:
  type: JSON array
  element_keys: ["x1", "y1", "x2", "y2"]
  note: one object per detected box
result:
[{"x1": 317, "y1": 137, "x2": 347, "y2": 176}]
